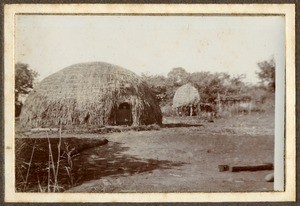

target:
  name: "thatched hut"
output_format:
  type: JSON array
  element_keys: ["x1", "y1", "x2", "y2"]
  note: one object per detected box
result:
[
  {"x1": 20, "y1": 62, "x2": 162, "y2": 128},
  {"x1": 172, "y1": 83, "x2": 200, "y2": 116}
]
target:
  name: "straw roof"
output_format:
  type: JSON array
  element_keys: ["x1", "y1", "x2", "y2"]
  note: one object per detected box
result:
[
  {"x1": 20, "y1": 62, "x2": 162, "y2": 128},
  {"x1": 172, "y1": 83, "x2": 200, "y2": 108}
]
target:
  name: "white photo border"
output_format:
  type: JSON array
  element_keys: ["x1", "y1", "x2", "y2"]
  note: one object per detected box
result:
[{"x1": 4, "y1": 3, "x2": 296, "y2": 203}]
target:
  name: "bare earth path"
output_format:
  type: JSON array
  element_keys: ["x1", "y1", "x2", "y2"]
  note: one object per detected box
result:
[{"x1": 66, "y1": 113, "x2": 274, "y2": 193}]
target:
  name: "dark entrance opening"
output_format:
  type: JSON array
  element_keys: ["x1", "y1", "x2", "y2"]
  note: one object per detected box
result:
[{"x1": 116, "y1": 102, "x2": 132, "y2": 125}]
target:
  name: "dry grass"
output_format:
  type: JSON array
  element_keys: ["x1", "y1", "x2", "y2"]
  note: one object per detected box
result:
[{"x1": 16, "y1": 123, "x2": 76, "y2": 192}]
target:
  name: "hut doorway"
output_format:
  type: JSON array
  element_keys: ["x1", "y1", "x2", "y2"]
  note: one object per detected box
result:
[{"x1": 116, "y1": 102, "x2": 132, "y2": 125}]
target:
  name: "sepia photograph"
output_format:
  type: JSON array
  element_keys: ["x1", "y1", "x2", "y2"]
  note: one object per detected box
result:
[{"x1": 4, "y1": 4, "x2": 296, "y2": 203}]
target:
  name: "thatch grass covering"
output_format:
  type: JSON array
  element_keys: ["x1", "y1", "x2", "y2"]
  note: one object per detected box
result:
[
  {"x1": 20, "y1": 62, "x2": 162, "y2": 128},
  {"x1": 172, "y1": 83, "x2": 200, "y2": 108}
]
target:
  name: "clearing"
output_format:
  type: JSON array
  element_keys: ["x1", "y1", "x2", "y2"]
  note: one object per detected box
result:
[{"x1": 16, "y1": 113, "x2": 274, "y2": 193}]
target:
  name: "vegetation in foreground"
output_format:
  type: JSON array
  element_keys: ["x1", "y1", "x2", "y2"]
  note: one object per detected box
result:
[{"x1": 15, "y1": 132, "x2": 184, "y2": 192}]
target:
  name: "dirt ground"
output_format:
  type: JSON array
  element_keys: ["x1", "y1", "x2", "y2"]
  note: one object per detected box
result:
[
  {"x1": 66, "y1": 113, "x2": 274, "y2": 193},
  {"x1": 16, "y1": 113, "x2": 275, "y2": 193}
]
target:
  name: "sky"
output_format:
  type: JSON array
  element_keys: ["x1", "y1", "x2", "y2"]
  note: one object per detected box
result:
[{"x1": 15, "y1": 15, "x2": 285, "y2": 83}]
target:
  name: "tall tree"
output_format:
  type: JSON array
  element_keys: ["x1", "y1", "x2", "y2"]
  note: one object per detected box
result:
[
  {"x1": 15, "y1": 63, "x2": 38, "y2": 117},
  {"x1": 167, "y1": 67, "x2": 190, "y2": 86},
  {"x1": 190, "y1": 72, "x2": 231, "y2": 103},
  {"x1": 256, "y1": 57, "x2": 275, "y2": 92}
]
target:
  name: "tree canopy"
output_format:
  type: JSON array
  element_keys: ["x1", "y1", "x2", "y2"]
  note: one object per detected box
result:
[
  {"x1": 167, "y1": 67, "x2": 190, "y2": 86},
  {"x1": 256, "y1": 57, "x2": 275, "y2": 92},
  {"x1": 143, "y1": 56, "x2": 275, "y2": 108},
  {"x1": 15, "y1": 63, "x2": 38, "y2": 117},
  {"x1": 143, "y1": 68, "x2": 251, "y2": 106}
]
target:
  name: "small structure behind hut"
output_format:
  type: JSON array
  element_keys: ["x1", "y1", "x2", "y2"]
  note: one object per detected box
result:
[
  {"x1": 172, "y1": 83, "x2": 200, "y2": 116},
  {"x1": 215, "y1": 94, "x2": 252, "y2": 115}
]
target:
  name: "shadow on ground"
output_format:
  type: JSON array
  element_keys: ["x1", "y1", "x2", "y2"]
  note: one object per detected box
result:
[{"x1": 15, "y1": 138, "x2": 185, "y2": 192}]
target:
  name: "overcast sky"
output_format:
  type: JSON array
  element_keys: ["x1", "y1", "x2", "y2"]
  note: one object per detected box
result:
[{"x1": 15, "y1": 15, "x2": 285, "y2": 83}]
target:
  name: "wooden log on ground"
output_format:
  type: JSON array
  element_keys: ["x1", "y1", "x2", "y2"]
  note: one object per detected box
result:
[{"x1": 230, "y1": 163, "x2": 273, "y2": 172}]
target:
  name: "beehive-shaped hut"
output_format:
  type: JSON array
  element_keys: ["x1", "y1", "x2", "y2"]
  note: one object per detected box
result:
[
  {"x1": 172, "y1": 83, "x2": 200, "y2": 116},
  {"x1": 20, "y1": 62, "x2": 162, "y2": 128}
]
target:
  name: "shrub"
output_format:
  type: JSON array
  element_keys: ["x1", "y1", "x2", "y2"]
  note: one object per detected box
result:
[{"x1": 161, "y1": 104, "x2": 177, "y2": 117}]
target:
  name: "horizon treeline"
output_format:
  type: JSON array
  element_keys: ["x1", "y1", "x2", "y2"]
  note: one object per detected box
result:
[{"x1": 141, "y1": 58, "x2": 275, "y2": 106}]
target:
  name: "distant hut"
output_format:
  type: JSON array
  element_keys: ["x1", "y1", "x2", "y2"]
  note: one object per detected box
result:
[
  {"x1": 172, "y1": 83, "x2": 200, "y2": 116},
  {"x1": 20, "y1": 62, "x2": 162, "y2": 128}
]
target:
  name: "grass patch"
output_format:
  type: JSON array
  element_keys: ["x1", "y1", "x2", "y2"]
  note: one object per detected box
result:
[{"x1": 15, "y1": 136, "x2": 108, "y2": 192}]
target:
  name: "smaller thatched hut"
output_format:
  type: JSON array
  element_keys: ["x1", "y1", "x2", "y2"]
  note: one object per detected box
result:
[{"x1": 172, "y1": 83, "x2": 200, "y2": 116}]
